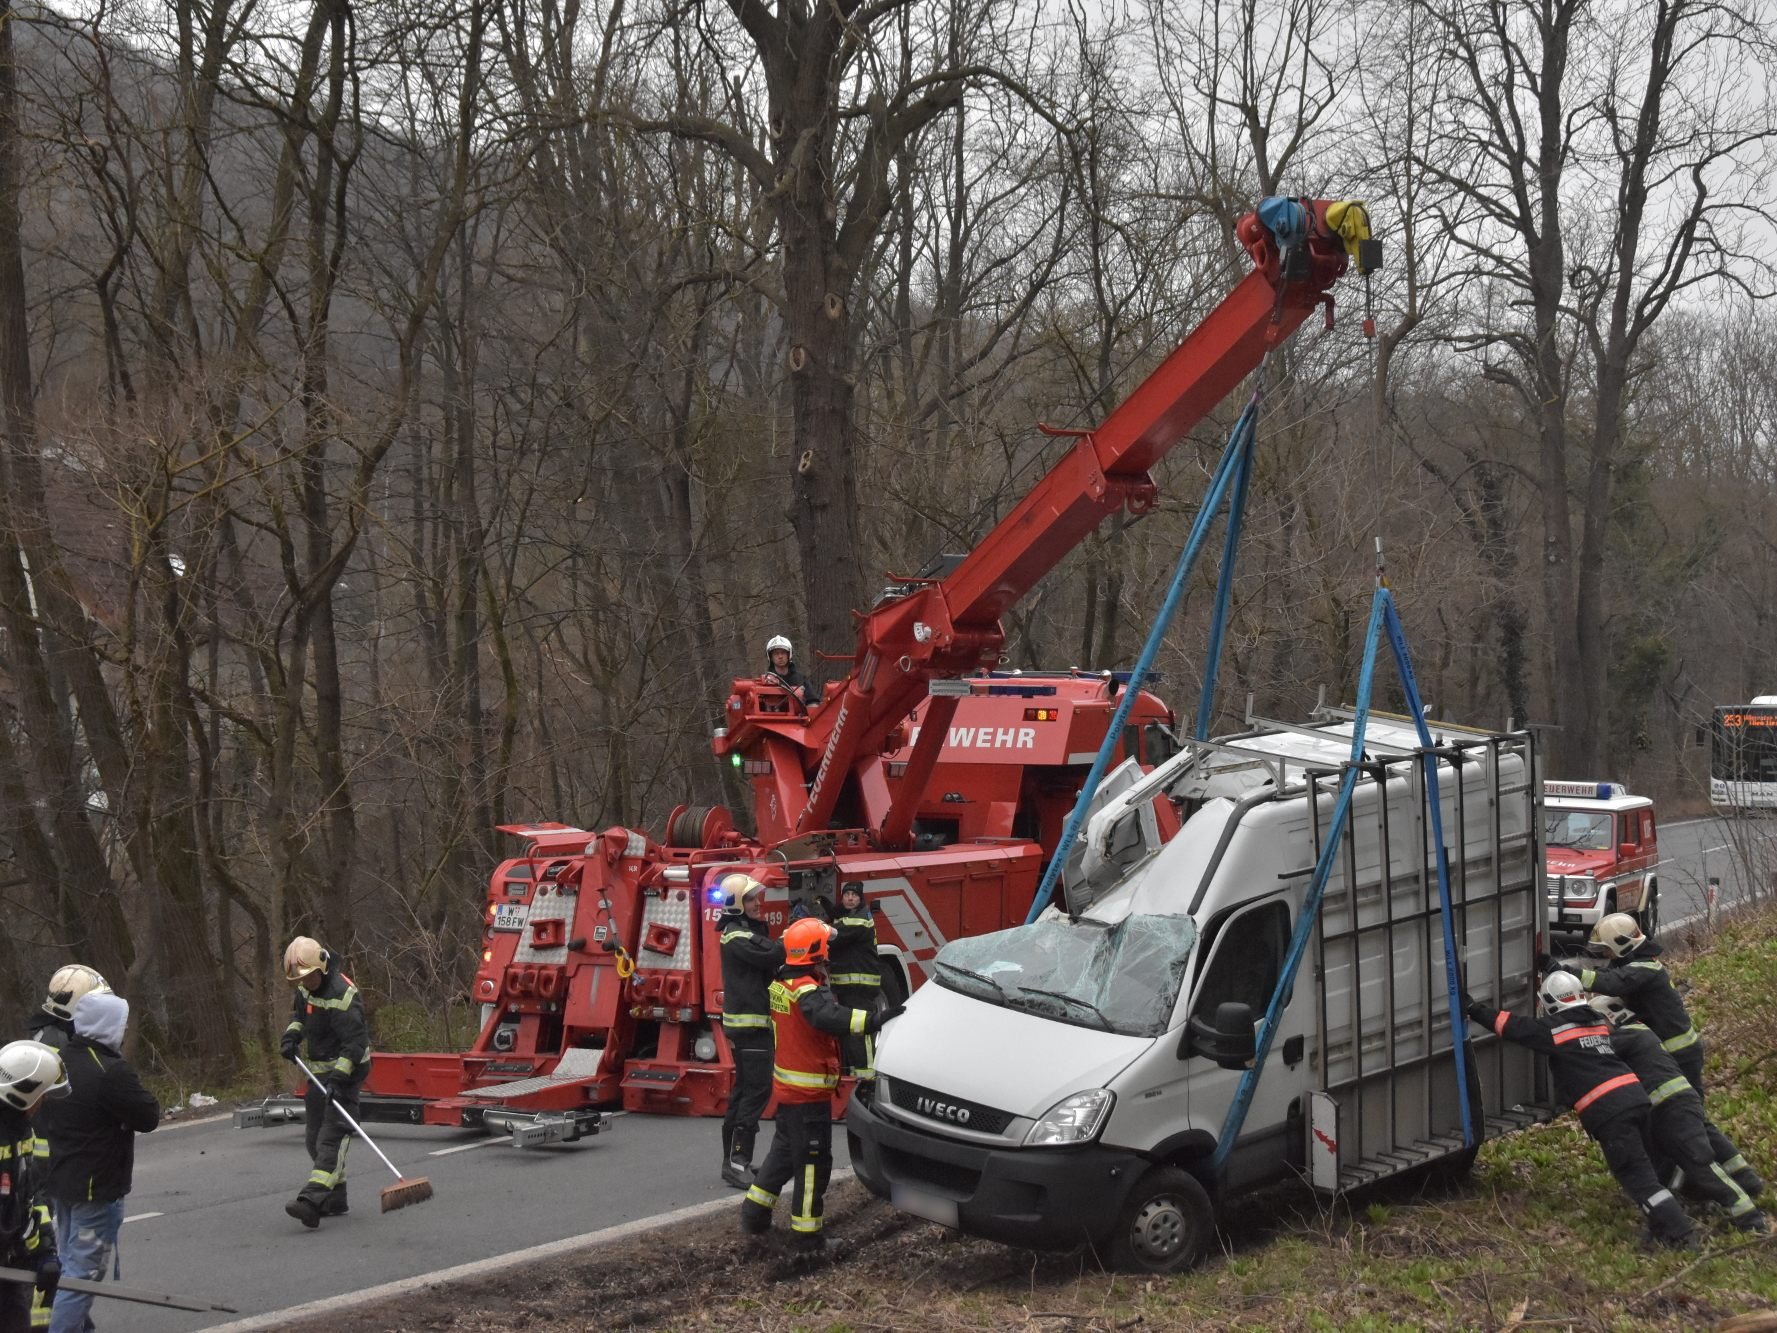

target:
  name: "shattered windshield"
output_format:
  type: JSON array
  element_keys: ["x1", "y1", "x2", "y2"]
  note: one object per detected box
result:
[{"x1": 931, "y1": 914, "x2": 1198, "y2": 1038}]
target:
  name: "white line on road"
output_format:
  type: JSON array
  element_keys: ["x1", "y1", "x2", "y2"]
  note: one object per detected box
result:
[
  {"x1": 122, "y1": 1211, "x2": 164, "y2": 1223},
  {"x1": 426, "y1": 1138, "x2": 505, "y2": 1157},
  {"x1": 204, "y1": 1170, "x2": 856, "y2": 1332}
]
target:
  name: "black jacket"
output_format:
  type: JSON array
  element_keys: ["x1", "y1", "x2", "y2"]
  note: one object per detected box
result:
[
  {"x1": 286, "y1": 957, "x2": 371, "y2": 1085},
  {"x1": 1569, "y1": 943, "x2": 1697, "y2": 1050},
  {"x1": 1468, "y1": 999, "x2": 1648, "y2": 1131},
  {"x1": 764, "y1": 658, "x2": 817, "y2": 707},
  {"x1": 1605, "y1": 1019, "x2": 1699, "y2": 1107},
  {"x1": 0, "y1": 1106, "x2": 54, "y2": 1268},
  {"x1": 827, "y1": 908, "x2": 880, "y2": 989},
  {"x1": 26, "y1": 1009, "x2": 73, "y2": 1052},
  {"x1": 34, "y1": 1036, "x2": 160, "y2": 1204},
  {"x1": 718, "y1": 911, "x2": 783, "y2": 1033}
]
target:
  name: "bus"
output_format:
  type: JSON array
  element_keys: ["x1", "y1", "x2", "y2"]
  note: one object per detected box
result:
[{"x1": 1710, "y1": 697, "x2": 1777, "y2": 811}]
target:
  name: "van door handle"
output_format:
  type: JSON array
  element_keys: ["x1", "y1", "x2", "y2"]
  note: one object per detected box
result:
[{"x1": 1282, "y1": 1035, "x2": 1304, "y2": 1068}]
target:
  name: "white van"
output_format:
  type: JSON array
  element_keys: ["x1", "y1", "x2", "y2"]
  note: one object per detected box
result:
[{"x1": 849, "y1": 709, "x2": 1553, "y2": 1271}]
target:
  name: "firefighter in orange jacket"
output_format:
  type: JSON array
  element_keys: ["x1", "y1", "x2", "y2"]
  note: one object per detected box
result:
[{"x1": 739, "y1": 920, "x2": 901, "y2": 1250}]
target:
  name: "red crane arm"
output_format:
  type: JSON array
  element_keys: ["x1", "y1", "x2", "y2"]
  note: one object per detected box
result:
[{"x1": 787, "y1": 201, "x2": 1367, "y2": 837}]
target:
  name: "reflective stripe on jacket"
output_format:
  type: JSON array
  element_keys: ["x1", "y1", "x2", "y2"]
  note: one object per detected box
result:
[
  {"x1": 291, "y1": 959, "x2": 371, "y2": 1083},
  {"x1": 718, "y1": 910, "x2": 783, "y2": 1029},
  {"x1": 768, "y1": 971, "x2": 873, "y2": 1104}
]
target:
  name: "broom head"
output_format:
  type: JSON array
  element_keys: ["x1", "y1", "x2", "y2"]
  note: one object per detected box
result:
[{"x1": 380, "y1": 1176, "x2": 435, "y2": 1212}]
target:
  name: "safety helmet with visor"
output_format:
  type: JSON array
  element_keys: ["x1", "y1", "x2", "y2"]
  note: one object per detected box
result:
[{"x1": 0, "y1": 1040, "x2": 70, "y2": 1112}]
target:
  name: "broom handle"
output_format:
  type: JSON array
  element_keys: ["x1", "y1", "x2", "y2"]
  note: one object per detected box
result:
[{"x1": 293, "y1": 1055, "x2": 409, "y2": 1184}]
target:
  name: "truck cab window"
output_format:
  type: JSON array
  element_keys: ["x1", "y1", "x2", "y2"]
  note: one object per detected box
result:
[{"x1": 1191, "y1": 900, "x2": 1291, "y2": 1025}]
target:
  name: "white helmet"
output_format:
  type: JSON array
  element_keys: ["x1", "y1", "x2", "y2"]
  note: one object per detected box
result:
[
  {"x1": 766, "y1": 635, "x2": 792, "y2": 656},
  {"x1": 1592, "y1": 994, "x2": 1632, "y2": 1026},
  {"x1": 717, "y1": 872, "x2": 766, "y2": 913},
  {"x1": 283, "y1": 936, "x2": 329, "y2": 982},
  {"x1": 1539, "y1": 969, "x2": 1590, "y2": 1014},
  {"x1": 0, "y1": 1040, "x2": 70, "y2": 1112},
  {"x1": 1589, "y1": 912, "x2": 1645, "y2": 959},
  {"x1": 43, "y1": 964, "x2": 112, "y2": 1022}
]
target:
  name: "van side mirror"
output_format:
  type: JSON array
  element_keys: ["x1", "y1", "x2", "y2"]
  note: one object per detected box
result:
[
  {"x1": 1180, "y1": 1001, "x2": 1258, "y2": 1069},
  {"x1": 1619, "y1": 842, "x2": 1637, "y2": 859}
]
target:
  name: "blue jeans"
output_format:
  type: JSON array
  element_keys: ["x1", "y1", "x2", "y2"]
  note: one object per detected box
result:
[{"x1": 48, "y1": 1200, "x2": 123, "y2": 1333}]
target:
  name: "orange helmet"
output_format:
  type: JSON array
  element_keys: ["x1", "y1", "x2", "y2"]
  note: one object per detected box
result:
[{"x1": 783, "y1": 919, "x2": 834, "y2": 967}]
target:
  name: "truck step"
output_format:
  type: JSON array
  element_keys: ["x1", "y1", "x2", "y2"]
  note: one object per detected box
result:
[{"x1": 1331, "y1": 1103, "x2": 1557, "y2": 1192}]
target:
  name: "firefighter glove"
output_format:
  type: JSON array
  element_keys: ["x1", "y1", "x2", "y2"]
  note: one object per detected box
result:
[
  {"x1": 35, "y1": 1255, "x2": 60, "y2": 1301},
  {"x1": 1553, "y1": 958, "x2": 1585, "y2": 976},
  {"x1": 1535, "y1": 952, "x2": 1553, "y2": 972},
  {"x1": 875, "y1": 1005, "x2": 906, "y2": 1029},
  {"x1": 280, "y1": 1029, "x2": 302, "y2": 1061}
]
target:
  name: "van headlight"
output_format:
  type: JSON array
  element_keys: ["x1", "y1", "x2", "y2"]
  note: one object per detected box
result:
[{"x1": 1024, "y1": 1089, "x2": 1114, "y2": 1146}]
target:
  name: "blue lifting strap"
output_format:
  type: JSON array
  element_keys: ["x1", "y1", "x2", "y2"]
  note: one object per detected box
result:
[
  {"x1": 1210, "y1": 585, "x2": 1477, "y2": 1176},
  {"x1": 1024, "y1": 392, "x2": 1261, "y2": 924}
]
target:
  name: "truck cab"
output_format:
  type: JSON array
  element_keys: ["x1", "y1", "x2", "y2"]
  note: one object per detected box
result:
[
  {"x1": 847, "y1": 711, "x2": 1549, "y2": 1272},
  {"x1": 1542, "y1": 781, "x2": 1658, "y2": 940}
]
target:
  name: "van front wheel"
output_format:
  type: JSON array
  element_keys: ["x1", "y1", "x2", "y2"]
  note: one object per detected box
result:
[{"x1": 1106, "y1": 1166, "x2": 1214, "y2": 1274}]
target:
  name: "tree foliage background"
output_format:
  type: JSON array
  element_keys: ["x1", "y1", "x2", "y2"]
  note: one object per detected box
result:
[{"x1": 2, "y1": 0, "x2": 1775, "y2": 1077}]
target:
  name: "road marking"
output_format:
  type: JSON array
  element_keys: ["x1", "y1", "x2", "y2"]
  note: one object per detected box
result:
[
  {"x1": 427, "y1": 1138, "x2": 505, "y2": 1157},
  {"x1": 122, "y1": 1211, "x2": 163, "y2": 1223},
  {"x1": 204, "y1": 1170, "x2": 858, "y2": 1332}
]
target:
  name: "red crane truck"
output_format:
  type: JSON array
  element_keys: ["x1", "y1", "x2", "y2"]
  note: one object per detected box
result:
[{"x1": 237, "y1": 198, "x2": 1373, "y2": 1144}]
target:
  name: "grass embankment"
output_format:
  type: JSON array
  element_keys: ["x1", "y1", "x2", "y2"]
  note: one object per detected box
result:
[{"x1": 319, "y1": 905, "x2": 1777, "y2": 1333}]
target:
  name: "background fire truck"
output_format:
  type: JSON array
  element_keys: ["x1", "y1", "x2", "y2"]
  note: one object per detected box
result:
[{"x1": 1543, "y1": 779, "x2": 1659, "y2": 941}]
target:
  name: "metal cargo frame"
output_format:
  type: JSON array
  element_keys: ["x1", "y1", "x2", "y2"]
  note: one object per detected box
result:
[{"x1": 1302, "y1": 724, "x2": 1553, "y2": 1192}]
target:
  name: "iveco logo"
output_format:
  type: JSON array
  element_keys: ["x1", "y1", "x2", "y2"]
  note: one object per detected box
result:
[{"x1": 915, "y1": 1095, "x2": 971, "y2": 1124}]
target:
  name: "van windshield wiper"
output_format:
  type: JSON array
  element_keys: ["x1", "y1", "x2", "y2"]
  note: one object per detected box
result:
[
  {"x1": 1015, "y1": 985, "x2": 1114, "y2": 1031},
  {"x1": 934, "y1": 959, "x2": 1008, "y2": 998}
]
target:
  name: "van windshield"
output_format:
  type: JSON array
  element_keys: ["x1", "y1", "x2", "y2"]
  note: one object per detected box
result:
[
  {"x1": 931, "y1": 913, "x2": 1198, "y2": 1038},
  {"x1": 1545, "y1": 810, "x2": 1612, "y2": 851}
]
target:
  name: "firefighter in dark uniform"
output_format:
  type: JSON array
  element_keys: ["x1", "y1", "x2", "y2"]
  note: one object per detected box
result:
[
  {"x1": 0, "y1": 1041, "x2": 65, "y2": 1333},
  {"x1": 828, "y1": 882, "x2": 882, "y2": 1088},
  {"x1": 717, "y1": 874, "x2": 783, "y2": 1189},
  {"x1": 1555, "y1": 913, "x2": 1760, "y2": 1190},
  {"x1": 280, "y1": 936, "x2": 371, "y2": 1228},
  {"x1": 739, "y1": 921, "x2": 900, "y2": 1252},
  {"x1": 1465, "y1": 971, "x2": 1697, "y2": 1249},
  {"x1": 1591, "y1": 995, "x2": 1769, "y2": 1230}
]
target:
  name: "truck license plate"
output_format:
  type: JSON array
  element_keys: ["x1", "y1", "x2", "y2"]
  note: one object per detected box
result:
[
  {"x1": 492, "y1": 904, "x2": 527, "y2": 932},
  {"x1": 890, "y1": 1182, "x2": 959, "y2": 1228}
]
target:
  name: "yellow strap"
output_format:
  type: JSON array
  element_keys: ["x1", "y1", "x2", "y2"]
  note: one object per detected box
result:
[
  {"x1": 722, "y1": 1013, "x2": 770, "y2": 1029},
  {"x1": 773, "y1": 1065, "x2": 838, "y2": 1090}
]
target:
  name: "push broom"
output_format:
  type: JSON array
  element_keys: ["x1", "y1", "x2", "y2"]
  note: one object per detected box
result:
[{"x1": 294, "y1": 1056, "x2": 435, "y2": 1211}]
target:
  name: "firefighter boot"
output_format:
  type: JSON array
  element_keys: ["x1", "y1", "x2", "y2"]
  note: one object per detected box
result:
[
  {"x1": 321, "y1": 1187, "x2": 349, "y2": 1217},
  {"x1": 1728, "y1": 1158, "x2": 1766, "y2": 1199},
  {"x1": 285, "y1": 1197, "x2": 322, "y2": 1230},
  {"x1": 1640, "y1": 1194, "x2": 1699, "y2": 1252},
  {"x1": 722, "y1": 1156, "x2": 755, "y2": 1190}
]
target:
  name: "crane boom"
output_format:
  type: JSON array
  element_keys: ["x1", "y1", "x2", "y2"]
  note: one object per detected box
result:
[{"x1": 727, "y1": 199, "x2": 1369, "y2": 841}]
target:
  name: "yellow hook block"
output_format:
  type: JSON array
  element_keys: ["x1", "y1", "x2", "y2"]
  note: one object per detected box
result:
[{"x1": 1324, "y1": 200, "x2": 1372, "y2": 259}]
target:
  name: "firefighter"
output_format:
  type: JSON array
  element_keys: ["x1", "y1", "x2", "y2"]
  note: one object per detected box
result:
[
  {"x1": 279, "y1": 936, "x2": 370, "y2": 1228},
  {"x1": 1590, "y1": 995, "x2": 1769, "y2": 1231},
  {"x1": 1553, "y1": 913, "x2": 1755, "y2": 1182},
  {"x1": 33, "y1": 990, "x2": 159, "y2": 1333},
  {"x1": 717, "y1": 874, "x2": 783, "y2": 1189},
  {"x1": 739, "y1": 920, "x2": 901, "y2": 1252},
  {"x1": 0, "y1": 1041, "x2": 65, "y2": 1333},
  {"x1": 1464, "y1": 971, "x2": 1697, "y2": 1249},
  {"x1": 828, "y1": 882, "x2": 883, "y2": 1088},
  {"x1": 26, "y1": 969, "x2": 111, "y2": 1053},
  {"x1": 763, "y1": 635, "x2": 817, "y2": 707}
]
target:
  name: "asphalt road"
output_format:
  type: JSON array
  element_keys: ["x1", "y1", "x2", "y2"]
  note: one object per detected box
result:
[
  {"x1": 1645, "y1": 814, "x2": 1762, "y2": 930},
  {"x1": 117, "y1": 1109, "x2": 850, "y2": 1331}
]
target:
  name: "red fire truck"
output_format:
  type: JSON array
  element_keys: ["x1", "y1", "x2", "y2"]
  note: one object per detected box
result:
[{"x1": 238, "y1": 198, "x2": 1374, "y2": 1143}]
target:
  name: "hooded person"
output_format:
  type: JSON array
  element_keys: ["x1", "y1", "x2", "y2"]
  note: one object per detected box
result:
[
  {"x1": 26, "y1": 969, "x2": 112, "y2": 1054},
  {"x1": 32, "y1": 992, "x2": 159, "y2": 1333}
]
